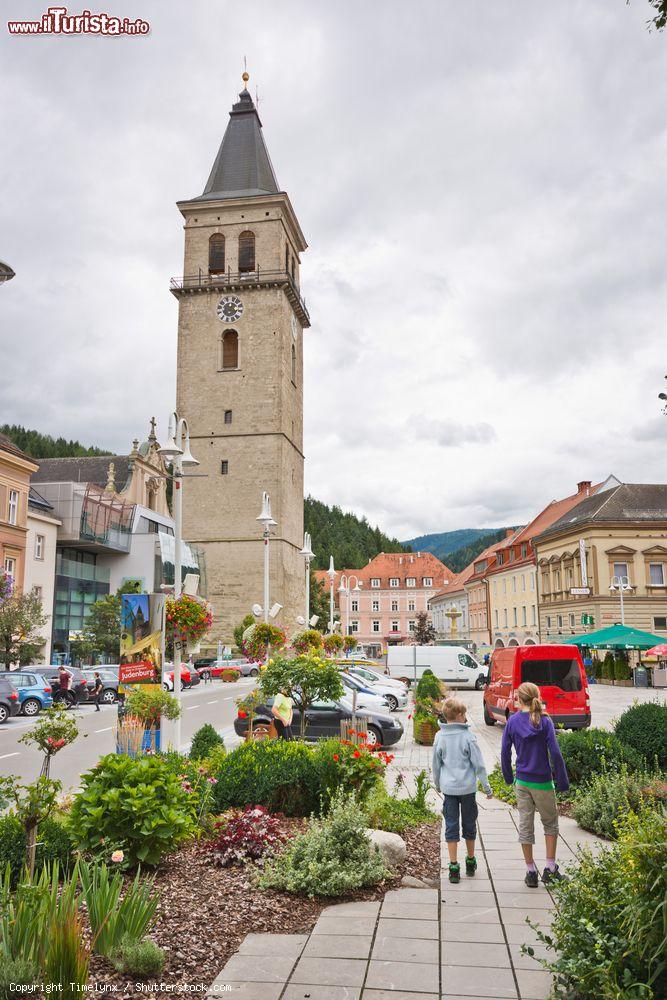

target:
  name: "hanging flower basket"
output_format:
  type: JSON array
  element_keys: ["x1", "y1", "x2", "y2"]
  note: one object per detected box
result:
[
  {"x1": 242, "y1": 623, "x2": 286, "y2": 662},
  {"x1": 166, "y1": 594, "x2": 213, "y2": 649}
]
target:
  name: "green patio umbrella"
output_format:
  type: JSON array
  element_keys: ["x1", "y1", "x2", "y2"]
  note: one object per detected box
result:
[{"x1": 555, "y1": 623, "x2": 666, "y2": 650}]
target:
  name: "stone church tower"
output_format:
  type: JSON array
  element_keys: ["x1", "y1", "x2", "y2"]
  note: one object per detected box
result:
[{"x1": 172, "y1": 75, "x2": 309, "y2": 644}]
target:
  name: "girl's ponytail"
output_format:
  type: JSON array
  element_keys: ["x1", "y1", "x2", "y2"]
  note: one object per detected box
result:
[{"x1": 517, "y1": 682, "x2": 544, "y2": 728}]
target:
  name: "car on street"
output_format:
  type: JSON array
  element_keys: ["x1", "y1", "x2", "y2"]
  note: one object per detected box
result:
[
  {"x1": 0, "y1": 676, "x2": 22, "y2": 723},
  {"x1": 162, "y1": 664, "x2": 201, "y2": 690},
  {"x1": 340, "y1": 673, "x2": 391, "y2": 713},
  {"x1": 345, "y1": 667, "x2": 408, "y2": 710},
  {"x1": 387, "y1": 645, "x2": 487, "y2": 689},
  {"x1": 348, "y1": 664, "x2": 407, "y2": 692},
  {"x1": 193, "y1": 658, "x2": 259, "y2": 680},
  {"x1": 6, "y1": 670, "x2": 54, "y2": 716},
  {"x1": 233, "y1": 697, "x2": 403, "y2": 748},
  {"x1": 28, "y1": 666, "x2": 90, "y2": 706},
  {"x1": 81, "y1": 668, "x2": 120, "y2": 705}
]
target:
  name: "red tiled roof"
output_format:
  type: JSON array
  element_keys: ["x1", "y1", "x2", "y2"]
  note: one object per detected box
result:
[{"x1": 314, "y1": 550, "x2": 454, "y2": 591}]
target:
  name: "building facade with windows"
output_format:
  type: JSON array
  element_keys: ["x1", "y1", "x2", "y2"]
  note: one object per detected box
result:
[
  {"x1": 0, "y1": 433, "x2": 38, "y2": 592},
  {"x1": 429, "y1": 564, "x2": 475, "y2": 642},
  {"x1": 24, "y1": 489, "x2": 61, "y2": 663},
  {"x1": 534, "y1": 482, "x2": 667, "y2": 641},
  {"x1": 464, "y1": 534, "x2": 518, "y2": 651},
  {"x1": 317, "y1": 551, "x2": 453, "y2": 657}
]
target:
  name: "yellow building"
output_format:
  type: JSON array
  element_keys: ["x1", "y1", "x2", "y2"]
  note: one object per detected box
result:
[{"x1": 533, "y1": 482, "x2": 667, "y2": 640}]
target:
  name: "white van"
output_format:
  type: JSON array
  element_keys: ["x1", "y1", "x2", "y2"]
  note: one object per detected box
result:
[{"x1": 387, "y1": 645, "x2": 487, "y2": 690}]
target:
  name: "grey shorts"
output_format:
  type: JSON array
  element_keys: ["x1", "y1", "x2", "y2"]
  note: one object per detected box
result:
[{"x1": 515, "y1": 785, "x2": 559, "y2": 843}]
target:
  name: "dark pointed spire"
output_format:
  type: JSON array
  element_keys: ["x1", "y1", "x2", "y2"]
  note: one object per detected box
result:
[{"x1": 197, "y1": 72, "x2": 280, "y2": 201}]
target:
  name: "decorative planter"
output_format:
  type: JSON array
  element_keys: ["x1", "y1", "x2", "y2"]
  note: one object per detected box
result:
[
  {"x1": 413, "y1": 719, "x2": 438, "y2": 746},
  {"x1": 245, "y1": 721, "x2": 277, "y2": 742}
]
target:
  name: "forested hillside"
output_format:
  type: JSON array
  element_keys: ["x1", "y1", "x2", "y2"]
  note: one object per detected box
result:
[
  {"x1": 304, "y1": 496, "x2": 409, "y2": 570},
  {"x1": 445, "y1": 528, "x2": 516, "y2": 573},
  {"x1": 403, "y1": 527, "x2": 501, "y2": 560},
  {"x1": 0, "y1": 424, "x2": 111, "y2": 459}
]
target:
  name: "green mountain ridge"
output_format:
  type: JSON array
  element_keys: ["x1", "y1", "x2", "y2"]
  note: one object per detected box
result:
[{"x1": 403, "y1": 528, "x2": 502, "y2": 557}]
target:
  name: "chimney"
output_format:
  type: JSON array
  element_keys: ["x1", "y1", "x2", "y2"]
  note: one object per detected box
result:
[
  {"x1": 577, "y1": 481, "x2": 592, "y2": 496},
  {"x1": 505, "y1": 529, "x2": 513, "y2": 538},
  {"x1": 399, "y1": 556, "x2": 403, "y2": 564},
  {"x1": 417, "y1": 551, "x2": 421, "y2": 558}
]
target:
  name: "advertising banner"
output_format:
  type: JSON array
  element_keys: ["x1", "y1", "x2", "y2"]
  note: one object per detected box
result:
[{"x1": 119, "y1": 593, "x2": 164, "y2": 689}]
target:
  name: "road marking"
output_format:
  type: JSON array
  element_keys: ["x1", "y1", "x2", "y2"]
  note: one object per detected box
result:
[
  {"x1": 186, "y1": 706, "x2": 198, "y2": 711},
  {"x1": 207, "y1": 700, "x2": 219, "y2": 705},
  {"x1": 0, "y1": 752, "x2": 20, "y2": 759},
  {"x1": 94, "y1": 727, "x2": 113, "y2": 733}
]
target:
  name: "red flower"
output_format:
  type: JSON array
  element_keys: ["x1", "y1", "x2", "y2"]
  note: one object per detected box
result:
[
  {"x1": 353, "y1": 750, "x2": 361, "y2": 759},
  {"x1": 332, "y1": 754, "x2": 339, "y2": 762},
  {"x1": 238, "y1": 710, "x2": 248, "y2": 719}
]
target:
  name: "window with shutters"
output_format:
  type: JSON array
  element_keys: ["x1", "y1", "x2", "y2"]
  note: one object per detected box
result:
[
  {"x1": 8, "y1": 490, "x2": 18, "y2": 526},
  {"x1": 208, "y1": 233, "x2": 225, "y2": 273},
  {"x1": 221, "y1": 330, "x2": 239, "y2": 370},
  {"x1": 238, "y1": 230, "x2": 255, "y2": 272},
  {"x1": 224, "y1": 410, "x2": 232, "y2": 424},
  {"x1": 221, "y1": 461, "x2": 229, "y2": 475}
]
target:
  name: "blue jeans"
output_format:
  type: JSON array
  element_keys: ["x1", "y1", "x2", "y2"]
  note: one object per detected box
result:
[{"x1": 443, "y1": 793, "x2": 478, "y2": 843}]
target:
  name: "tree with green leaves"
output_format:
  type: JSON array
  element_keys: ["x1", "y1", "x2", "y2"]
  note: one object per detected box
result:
[
  {"x1": 309, "y1": 574, "x2": 330, "y2": 632},
  {"x1": 413, "y1": 612, "x2": 437, "y2": 645},
  {"x1": 70, "y1": 580, "x2": 143, "y2": 664},
  {"x1": 259, "y1": 652, "x2": 344, "y2": 737},
  {"x1": 0, "y1": 586, "x2": 48, "y2": 669}
]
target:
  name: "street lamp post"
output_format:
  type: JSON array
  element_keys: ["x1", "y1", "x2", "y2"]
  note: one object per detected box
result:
[
  {"x1": 159, "y1": 412, "x2": 199, "y2": 750},
  {"x1": 327, "y1": 556, "x2": 336, "y2": 633},
  {"x1": 338, "y1": 574, "x2": 362, "y2": 638},
  {"x1": 299, "y1": 532, "x2": 315, "y2": 624},
  {"x1": 0, "y1": 262, "x2": 16, "y2": 286},
  {"x1": 256, "y1": 492, "x2": 277, "y2": 624},
  {"x1": 610, "y1": 574, "x2": 633, "y2": 626}
]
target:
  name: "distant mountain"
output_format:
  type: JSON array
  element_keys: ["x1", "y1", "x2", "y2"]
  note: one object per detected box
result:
[
  {"x1": 305, "y1": 496, "x2": 410, "y2": 570},
  {"x1": 445, "y1": 528, "x2": 519, "y2": 573},
  {"x1": 403, "y1": 528, "x2": 504, "y2": 561},
  {"x1": 1, "y1": 424, "x2": 111, "y2": 459}
]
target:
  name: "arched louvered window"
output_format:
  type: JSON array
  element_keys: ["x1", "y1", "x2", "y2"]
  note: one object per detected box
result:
[
  {"x1": 221, "y1": 329, "x2": 239, "y2": 370},
  {"x1": 291, "y1": 256, "x2": 296, "y2": 282},
  {"x1": 209, "y1": 233, "x2": 225, "y2": 273},
  {"x1": 291, "y1": 343, "x2": 297, "y2": 384},
  {"x1": 238, "y1": 230, "x2": 255, "y2": 272}
]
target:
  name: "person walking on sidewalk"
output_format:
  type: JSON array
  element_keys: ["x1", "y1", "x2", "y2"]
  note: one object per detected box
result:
[
  {"x1": 271, "y1": 687, "x2": 294, "y2": 740},
  {"x1": 432, "y1": 697, "x2": 493, "y2": 883},
  {"x1": 501, "y1": 681, "x2": 570, "y2": 888},
  {"x1": 92, "y1": 671, "x2": 103, "y2": 711}
]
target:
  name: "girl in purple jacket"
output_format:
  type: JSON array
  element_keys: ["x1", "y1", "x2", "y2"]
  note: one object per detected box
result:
[{"x1": 501, "y1": 682, "x2": 569, "y2": 888}]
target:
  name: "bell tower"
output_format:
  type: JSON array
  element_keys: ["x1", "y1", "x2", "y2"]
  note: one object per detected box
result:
[{"x1": 172, "y1": 74, "x2": 309, "y2": 644}]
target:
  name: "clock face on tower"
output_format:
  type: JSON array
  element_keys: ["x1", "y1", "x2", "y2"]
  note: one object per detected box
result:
[{"x1": 217, "y1": 295, "x2": 244, "y2": 324}]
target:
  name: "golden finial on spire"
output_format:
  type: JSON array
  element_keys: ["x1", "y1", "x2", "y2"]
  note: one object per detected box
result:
[
  {"x1": 242, "y1": 71, "x2": 249, "y2": 86},
  {"x1": 242, "y1": 55, "x2": 249, "y2": 88}
]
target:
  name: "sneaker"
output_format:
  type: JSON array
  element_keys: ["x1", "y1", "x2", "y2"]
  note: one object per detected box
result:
[
  {"x1": 524, "y1": 869, "x2": 539, "y2": 888},
  {"x1": 465, "y1": 856, "x2": 477, "y2": 877},
  {"x1": 449, "y1": 863, "x2": 461, "y2": 884},
  {"x1": 542, "y1": 865, "x2": 566, "y2": 885}
]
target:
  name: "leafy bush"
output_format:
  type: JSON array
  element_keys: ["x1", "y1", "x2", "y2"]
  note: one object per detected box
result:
[
  {"x1": 0, "y1": 958, "x2": 38, "y2": 999},
  {"x1": 614, "y1": 700, "x2": 667, "y2": 769},
  {"x1": 366, "y1": 782, "x2": 438, "y2": 834},
  {"x1": 571, "y1": 764, "x2": 667, "y2": 840},
  {"x1": 487, "y1": 763, "x2": 516, "y2": 805},
  {"x1": 556, "y1": 728, "x2": 642, "y2": 785},
  {"x1": 190, "y1": 724, "x2": 225, "y2": 761},
  {"x1": 220, "y1": 668, "x2": 241, "y2": 682},
  {"x1": 69, "y1": 754, "x2": 196, "y2": 866},
  {"x1": 534, "y1": 806, "x2": 667, "y2": 998},
  {"x1": 199, "y1": 743, "x2": 227, "y2": 778},
  {"x1": 213, "y1": 740, "x2": 320, "y2": 816},
  {"x1": 112, "y1": 936, "x2": 165, "y2": 978},
  {"x1": 79, "y1": 861, "x2": 159, "y2": 958},
  {"x1": 259, "y1": 652, "x2": 344, "y2": 737},
  {"x1": 416, "y1": 673, "x2": 442, "y2": 701},
  {"x1": 258, "y1": 792, "x2": 389, "y2": 897},
  {"x1": 124, "y1": 687, "x2": 180, "y2": 724},
  {"x1": 313, "y1": 739, "x2": 387, "y2": 809},
  {"x1": 202, "y1": 806, "x2": 288, "y2": 867},
  {"x1": 601, "y1": 651, "x2": 614, "y2": 680},
  {"x1": 0, "y1": 815, "x2": 74, "y2": 888},
  {"x1": 613, "y1": 656, "x2": 631, "y2": 682}
]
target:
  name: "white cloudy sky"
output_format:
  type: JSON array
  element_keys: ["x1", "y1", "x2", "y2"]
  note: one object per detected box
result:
[{"x1": 1, "y1": 0, "x2": 665, "y2": 540}]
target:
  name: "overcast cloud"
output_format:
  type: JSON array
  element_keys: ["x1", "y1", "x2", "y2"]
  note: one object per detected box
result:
[{"x1": 1, "y1": 0, "x2": 665, "y2": 540}]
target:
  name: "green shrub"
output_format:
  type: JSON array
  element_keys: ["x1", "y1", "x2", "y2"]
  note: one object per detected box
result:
[
  {"x1": 0, "y1": 958, "x2": 38, "y2": 999},
  {"x1": 487, "y1": 763, "x2": 516, "y2": 805},
  {"x1": 313, "y1": 739, "x2": 386, "y2": 809},
  {"x1": 613, "y1": 656, "x2": 631, "y2": 682},
  {"x1": 556, "y1": 728, "x2": 642, "y2": 785},
  {"x1": 534, "y1": 806, "x2": 667, "y2": 998},
  {"x1": 571, "y1": 764, "x2": 667, "y2": 840},
  {"x1": 112, "y1": 937, "x2": 165, "y2": 978},
  {"x1": 416, "y1": 673, "x2": 442, "y2": 701},
  {"x1": 366, "y1": 785, "x2": 438, "y2": 834},
  {"x1": 190, "y1": 724, "x2": 225, "y2": 761},
  {"x1": 200, "y1": 743, "x2": 228, "y2": 777},
  {"x1": 258, "y1": 792, "x2": 389, "y2": 896},
  {"x1": 601, "y1": 652, "x2": 614, "y2": 680},
  {"x1": 213, "y1": 740, "x2": 320, "y2": 816},
  {"x1": 0, "y1": 815, "x2": 74, "y2": 888},
  {"x1": 69, "y1": 754, "x2": 196, "y2": 866},
  {"x1": 592, "y1": 655, "x2": 602, "y2": 681},
  {"x1": 614, "y1": 700, "x2": 667, "y2": 769}
]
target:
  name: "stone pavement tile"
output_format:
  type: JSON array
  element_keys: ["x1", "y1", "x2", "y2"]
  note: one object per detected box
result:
[
  {"x1": 381, "y1": 902, "x2": 439, "y2": 920},
  {"x1": 495, "y1": 891, "x2": 553, "y2": 909},
  {"x1": 502, "y1": 923, "x2": 548, "y2": 945},
  {"x1": 302, "y1": 934, "x2": 373, "y2": 959},
  {"x1": 490, "y1": 880, "x2": 552, "y2": 894},
  {"x1": 322, "y1": 900, "x2": 382, "y2": 917},
  {"x1": 365, "y1": 960, "x2": 440, "y2": 994},
  {"x1": 313, "y1": 915, "x2": 377, "y2": 935},
  {"x1": 383, "y1": 888, "x2": 439, "y2": 904},
  {"x1": 499, "y1": 908, "x2": 554, "y2": 925},
  {"x1": 508, "y1": 943, "x2": 551, "y2": 970},
  {"x1": 515, "y1": 969, "x2": 554, "y2": 999},
  {"x1": 442, "y1": 890, "x2": 496, "y2": 907},
  {"x1": 376, "y1": 918, "x2": 439, "y2": 940},
  {"x1": 283, "y1": 987, "x2": 360, "y2": 1000},
  {"x1": 488, "y1": 868, "x2": 544, "y2": 880},
  {"x1": 441, "y1": 966, "x2": 517, "y2": 997},
  {"x1": 361, "y1": 991, "x2": 438, "y2": 1000},
  {"x1": 441, "y1": 923, "x2": 505, "y2": 944},
  {"x1": 221, "y1": 954, "x2": 295, "y2": 983},
  {"x1": 440, "y1": 904, "x2": 500, "y2": 924},
  {"x1": 237, "y1": 933, "x2": 308, "y2": 958},
  {"x1": 441, "y1": 942, "x2": 511, "y2": 968},
  {"x1": 207, "y1": 983, "x2": 283, "y2": 999},
  {"x1": 439, "y1": 878, "x2": 494, "y2": 892},
  {"x1": 371, "y1": 935, "x2": 439, "y2": 964},
  {"x1": 290, "y1": 956, "x2": 367, "y2": 988}
]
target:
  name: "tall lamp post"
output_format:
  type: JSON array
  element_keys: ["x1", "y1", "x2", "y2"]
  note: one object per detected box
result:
[
  {"x1": 610, "y1": 574, "x2": 633, "y2": 626},
  {"x1": 327, "y1": 556, "x2": 336, "y2": 632},
  {"x1": 159, "y1": 412, "x2": 199, "y2": 750},
  {"x1": 257, "y1": 492, "x2": 277, "y2": 623},
  {"x1": 299, "y1": 532, "x2": 315, "y2": 624},
  {"x1": 338, "y1": 574, "x2": 362, "y2": 638}
]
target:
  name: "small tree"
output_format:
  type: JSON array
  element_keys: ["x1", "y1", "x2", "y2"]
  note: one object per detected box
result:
[
  {"x1": 70, "y1": 581, "x2": 144, "y2": 664},
  {"x1": 233, "y1": 613, "x2": 255, "y2": 650},
  {"x1": 0, "y1": 587, "x2": 48, "y2": 669},
  {"x1": 260, "y1": 653, "x2": 344, "y2": 737},
  {"x1": 309, "y1": 575, "x2": 330, "y2": 633},
  {"x1": 413, "y1": 612, "x2": 437, "y2": 645}
]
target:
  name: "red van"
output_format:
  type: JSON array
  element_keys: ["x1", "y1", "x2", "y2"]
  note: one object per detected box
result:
[{"x1": 483, "y1": 643, "x2": 591, "y2": 730}]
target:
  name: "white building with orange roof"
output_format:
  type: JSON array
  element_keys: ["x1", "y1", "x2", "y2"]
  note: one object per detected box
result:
[{"x1": 315, "y1": 550, "x2": 454, "y2": 658}]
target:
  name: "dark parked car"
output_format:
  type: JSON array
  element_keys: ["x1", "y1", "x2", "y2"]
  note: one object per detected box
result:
[
  {"x1": 0, "y1": 676, "x2": 22, "y2": 724},
  {"x1": 82, "y1": 668, "x2": 120, "y2": 705},
  {"x1": 28, "y1": 666, "x2": 89, "y2": 706},
  {"x1": 233, "y1": 698, "x2": 404, "y2": 748}
]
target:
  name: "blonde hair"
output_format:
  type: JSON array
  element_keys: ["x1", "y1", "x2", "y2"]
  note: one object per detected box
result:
[
  {"x1": 443, "y1": 697, "x2": 467, "y2": 722},
  {"x1": 517, "y1": 682, "x2": 544, "y2": 727}
]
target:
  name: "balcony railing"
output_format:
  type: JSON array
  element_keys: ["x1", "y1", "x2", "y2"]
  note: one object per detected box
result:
[{"x1": 170, "y1": 268, "x2": 310, "y2": 327}]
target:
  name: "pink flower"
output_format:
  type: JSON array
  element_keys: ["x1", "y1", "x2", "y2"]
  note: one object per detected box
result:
[
  {"x1": 207, "y1": 777, "x2": 217, "y2": 785},
  {"x1": 111, "y1": 850, "x2": 124, "y2": 863}
]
